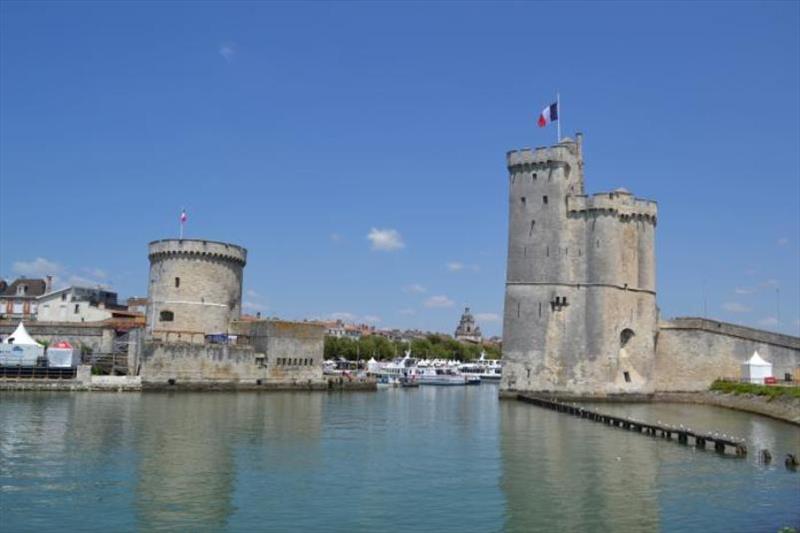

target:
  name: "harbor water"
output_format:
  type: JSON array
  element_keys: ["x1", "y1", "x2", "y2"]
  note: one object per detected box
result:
[{"x1": 1, "y1": 386, "x2": 798, "y2": 532}]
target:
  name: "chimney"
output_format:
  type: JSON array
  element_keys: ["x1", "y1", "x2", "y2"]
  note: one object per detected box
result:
[{"x1": 46, "y1": 275, "x2": 53, "y2": 293}]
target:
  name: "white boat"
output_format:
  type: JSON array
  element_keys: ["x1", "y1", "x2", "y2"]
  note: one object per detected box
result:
[
  {"x1": 418, "y1": 366, "x2": 468, "y2": 386},
  {"x1": 459, "y1": 352, "x2": 502, "y2": 382}
]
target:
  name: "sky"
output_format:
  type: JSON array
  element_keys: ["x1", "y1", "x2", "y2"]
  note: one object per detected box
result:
[{"x1": 1, "y1": 1, "x2": 798, "y2": 337}]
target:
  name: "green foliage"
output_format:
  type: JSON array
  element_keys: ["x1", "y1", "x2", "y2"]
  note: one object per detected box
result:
[
  {"x1": 710, "y1": 380, "x2": 800, "y2": 400},
  {"x1": 323, "y1": 334, "x2": 502, "y2": 361}
]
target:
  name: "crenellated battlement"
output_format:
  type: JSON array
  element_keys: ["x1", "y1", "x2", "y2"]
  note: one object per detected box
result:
[
  {"x1": 506, "y1": 136, "x2": 582, "y2": 173},
  {"x1": 149, "y1": 239, "x2": 247, "y2": 267},
  {"x1": 567, "y1": 190, "x2": 657, "y2": 223}
]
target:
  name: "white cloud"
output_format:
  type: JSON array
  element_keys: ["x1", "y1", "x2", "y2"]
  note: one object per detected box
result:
[
  {"x1": 398, "y1": 308, "x2": 416, "y2": 316},
  {"x1": 367, "y1": 228, "x2": 405, "y2": 251},
  {"x1": 330, "y1": 233, "x2": 342, "y2": 243},
  {"x1": 722, "y1": 302, "x2": 750, "y2": 313},
  {"x1": 13, "y1": 257, "x2": 62, "y2": 277},
  {"x1": 329, "y1": 312, "x2": 357, "y2": 322},
  {"x1": 424, "y1": 295, "x2": 454, "y2": 308},
  {"x1": 81, "y1": 267, "x2": 107, "y2": 280},
  {"x1": 446, "y1": 261, "x2": 479, "y2": 272},
  {"x1": 475, "y1": 312, "x2": 501, "y2": 322},
  {"x1": 761, "y1": 279, "x2": 780, "y2": 288},
  {"x1": 403, "y1": 283, "x2": 426, "y2": 294},
  {"x1": 246, "y1": 289, "x2": 261, "y2": 299},
  {"x1": 758, "y1": 316, "x2": 778, "y2": 327},
  {"x1": 67, "y1": 275, "x2": 110, "y2": 289},
  {"x1": 219, "y1": 42, "x2": 236, "y2": 62},
  {"x1": 777, "y1": 237, "x2": 789, "y2": 246},
  {"x1": 243, "y1": 301, "x2": 268, "y2": 313},
  {"x1": 734, "y1": 287, "x2": 754, "y2": 295},
  {"x1": 362, "y1": 315, "x2": 382, "y2": 324}
]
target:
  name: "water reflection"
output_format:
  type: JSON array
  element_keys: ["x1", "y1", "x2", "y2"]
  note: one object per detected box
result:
[
  {"x1": 1, "y1": 390, "x2": 798, "y2": 532},
  {"x1": 500, "y1": 401, "x2": 660, "y2": 532},
  {"x1": 133, "y1": 392, "x2": 324, "y2": 531}
]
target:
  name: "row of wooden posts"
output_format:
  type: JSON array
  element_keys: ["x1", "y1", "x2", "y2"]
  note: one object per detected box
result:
[
  {"x1": 517, "y1": 394, "x2": 800, "y2": 470},
  {"x1": 518, "y1": 394, "x2": 749, "y2": 455}
]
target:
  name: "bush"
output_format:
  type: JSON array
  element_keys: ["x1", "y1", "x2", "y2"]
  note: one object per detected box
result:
[{"x1": 710, "y1": 380, "x2": 800, "y2": 400}]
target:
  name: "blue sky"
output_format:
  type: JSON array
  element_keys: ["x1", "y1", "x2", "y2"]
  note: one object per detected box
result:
[{"x1": 1, "y1": 1, "x2": 798, "y2": 337}]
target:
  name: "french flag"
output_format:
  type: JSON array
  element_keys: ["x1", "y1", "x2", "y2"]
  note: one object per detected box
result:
[
  {"x1": 537, "y1": 102, "x2": 558, "y2": 128},
  {"x1": 180, "y1": 209, "x2": 187, "y2": 223}
]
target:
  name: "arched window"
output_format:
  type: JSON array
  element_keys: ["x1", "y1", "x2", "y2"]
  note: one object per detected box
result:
[
  {"x1": 160, "y1": 310, "x2": 174, "y2": 322},
  {"x1": 620, "y1": 328, "x2": 635, "y2": 348}
]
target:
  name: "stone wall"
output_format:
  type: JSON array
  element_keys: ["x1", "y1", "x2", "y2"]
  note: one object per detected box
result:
[
  {"x1": 137, "y1": 320, "x2": 325, "y2": 387},
  {"x1": 0, "y1": 321, "x2": 114, "y2": 353},
  {"x1": 654, "y1": 318, "x2": 800, "y2": 391}
]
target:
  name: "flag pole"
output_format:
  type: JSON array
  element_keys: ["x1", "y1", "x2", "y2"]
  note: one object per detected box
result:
[{"x1": 557, "y1": 91, "x2": 561, "y2": 143}]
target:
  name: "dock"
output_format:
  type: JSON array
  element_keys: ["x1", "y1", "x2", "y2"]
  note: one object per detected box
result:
[{"x1": 518, "y1": 394, "x2": 748, "y2": 457}]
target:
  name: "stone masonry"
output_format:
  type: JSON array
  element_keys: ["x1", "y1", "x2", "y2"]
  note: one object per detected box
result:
[
  {"x1": 500, "y1": 135, "x2": 800, "y2": 396},
  {"x1": 501, "y1": 135, "x2": 658, "y2": 394},
  {"x1": 146, "y1": 239, "x2": 246, "y2": 340}
]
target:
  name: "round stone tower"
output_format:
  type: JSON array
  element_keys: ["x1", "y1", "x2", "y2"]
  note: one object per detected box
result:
[{"x1": 146, "y1": 239, "x2": 247, "y2": 338}]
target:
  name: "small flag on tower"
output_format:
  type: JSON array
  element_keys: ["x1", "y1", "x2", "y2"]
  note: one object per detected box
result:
[
  {"x1": 537, "y1": 102, "x2": 559, "y2": 128},
  {"x1": 179, "y1": 208, "x2": 187, "y2": 239}
]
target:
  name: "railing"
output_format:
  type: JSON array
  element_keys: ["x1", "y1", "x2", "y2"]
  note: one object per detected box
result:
[
  {"x1": 85, "y1": 352, "x2": 128, "y2": 375},
  {"x1": 0, "y1": 366, "x2": 77, "y2": 379}
]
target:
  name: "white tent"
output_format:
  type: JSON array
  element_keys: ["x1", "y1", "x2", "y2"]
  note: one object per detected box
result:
[
  {"x1": 2, "y1": 322, "x2": 41, "y2": 346},
  {"x1": 741, "y1": 351, "x2": 772, "y2": 384},
  {"x1": 367, "y1": 357, "x2": 382, "y2": 374},
  {"x1": 0, "y1": 322, "x2": 44, "y2": 367}
]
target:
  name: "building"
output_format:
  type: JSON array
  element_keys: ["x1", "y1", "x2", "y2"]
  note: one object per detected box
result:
[
  {"x1": 146, "y1": 239, "x2": 247, "y2": 342},
  {"x1": 322, "y1": 320, "x2": 374, "y2": 340},
  {"x1": 130, "y1": 237, "x2": 328, "y2": 388},
  {"x1": 454, "y1": 307, "x2": 482, "y2": 343},
  {"x1": 37, "y1": 286, "x2": 126, "y2": 323},
  {"x1": 126, "y1": 297, "x2": 148, "y2": 315},
  {"x1": 0, "y1": 277, "x2": 50, "y2": 320},
  {"x1": 500, "y1": 135, "x2": 800, "y2": 395}
]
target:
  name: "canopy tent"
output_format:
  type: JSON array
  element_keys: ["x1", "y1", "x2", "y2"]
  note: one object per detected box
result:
[
  {"x1": 2, "y1": 322, "x2": 42, "y2": 346},
  {"x1": 0, "y1": 322, "x2": 44, "y2": 367},
  {"x1": 741, "y1": 351, "x2": 772, "y2": 384},
  {"x1": 367, "y1": 357, "x2": 381, "y2": 374},
  {"x1": 47, "y1": 340, "x2": 80, "y2": 368}
]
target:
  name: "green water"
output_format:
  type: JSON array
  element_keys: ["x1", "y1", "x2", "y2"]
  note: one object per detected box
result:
[{"x1": 1, "y1": 386, "x2": 798, "y2": 532}]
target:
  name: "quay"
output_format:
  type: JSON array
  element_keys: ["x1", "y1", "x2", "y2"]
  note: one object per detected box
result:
[{"x1": 518, "y1": 394, "x2": 749, "y2": 457}]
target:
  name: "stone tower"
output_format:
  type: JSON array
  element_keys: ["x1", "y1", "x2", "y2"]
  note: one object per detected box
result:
[
  {"x1": 454, "y1": 307, "x2": 482, "y2": 343},
  {"x1": 500, "y1": 135, "x2": 658, "y2": 395},
  {"x1": 146, "y1": 239, "x2": 247, "y2": 339}
]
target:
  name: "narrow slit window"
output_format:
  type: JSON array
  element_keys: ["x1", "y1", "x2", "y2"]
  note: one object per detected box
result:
[
  {"x1": 175, "y1": 277, "x2": 180, "y2": 288},
  {"x1": 516, "y1": 302, "x2": 521, "y2": 318},
  {"x1": 538, "y1": 302, "x2": 542, "y2": 317},
  {"x1": 543, "y1": 195, "x2": 548, "y2": 205},
  {"x1": 521, "y1": 196, "x2": 526, "y2": 205},
  {"x1": 623, "y1": 371, "x2": 631, "y2": 383},
  {"x1": 529, "y1": 220, "x2": 535, "y2": 236}
]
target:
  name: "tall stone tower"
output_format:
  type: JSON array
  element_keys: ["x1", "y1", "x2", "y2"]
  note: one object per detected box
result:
[
  {"x1": 146, "y1": 239, "x2": 247, "y2": 339},
  {"x1": 500, "y1": 136, "x2": 658, "y2": 395}
]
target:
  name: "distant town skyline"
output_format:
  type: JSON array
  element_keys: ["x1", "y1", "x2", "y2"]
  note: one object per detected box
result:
[{"x1": 1, "y1": 1, "x2": 798, "y2": 337}]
